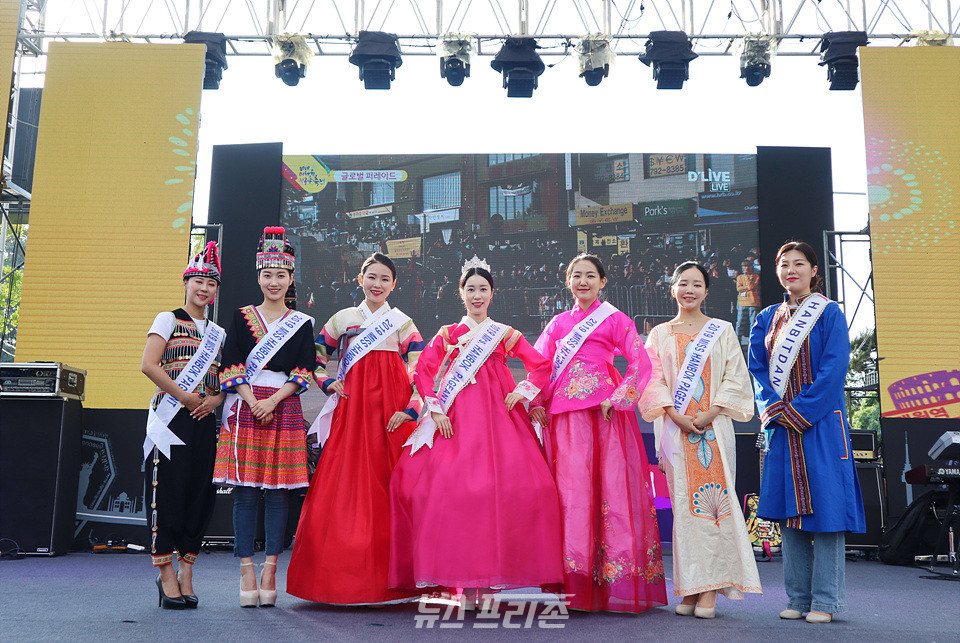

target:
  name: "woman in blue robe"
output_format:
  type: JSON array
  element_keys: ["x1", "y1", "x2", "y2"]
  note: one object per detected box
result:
[{"x1": 749, "y1": 241, "x2": 864, "y2": 624}]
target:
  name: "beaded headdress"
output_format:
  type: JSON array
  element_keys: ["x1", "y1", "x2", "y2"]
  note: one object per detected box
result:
[
  {"x1": 462, "y1": 254, "x2": 491, "y2": 273},
  {"x1": 183, "y1": 241, "x2": 221, "y2": 283},
  {"x1": 256, "y1": 226, "x2": 295, "y2": 272}
]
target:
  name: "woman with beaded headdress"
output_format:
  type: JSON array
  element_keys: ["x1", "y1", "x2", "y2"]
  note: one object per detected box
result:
[
  {"x1": 214, "y1": 227, "x2": 316, "y2": 608},
  {"x1": 530, "y1": 253, "x2": 667, "y2": 614},
  {"x1": 388, "y1": 255, "x2": 563, "y2": 609},
  {"x1": 287, "y1": 252, "x2": 424, "y2": 606},
  {"x1": 141, "y1": 242, "x2": 226, "y2": 609}
]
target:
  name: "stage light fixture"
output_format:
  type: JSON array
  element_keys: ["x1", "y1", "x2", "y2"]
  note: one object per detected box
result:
[
  {"x1": 349, "y1": 31, "x2": 403, "y2": 90},
  {"x1": 183, "y1": 31, "x2": 228, "y2": 90},
  {"x1": 738, "y1": 34, "x2": 773, "y2": 87},
  {"x1": 638, "y1": 31, "x2": 698, "y2": 90},
  {"x1": 438, "y1": 34, "x2": 474, "y2": 87},
  {"x1": 490, "y1": 37, "x2": 545, "y2": 98},
  {"x1": 271, "y1": 34, "x2": 312, "y2": 87},
  {"x1": 818, "y1": 31, "x2": 868, "y2": 91},
  {"x1": 576, "y1": 34, "x2": 614, "y2": 87}
]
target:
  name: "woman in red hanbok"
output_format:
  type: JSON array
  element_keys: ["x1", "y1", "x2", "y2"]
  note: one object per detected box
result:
[
  {"x1": 287, "y1": 253, "x2": 424, "y2": 605},
  {"x1": 389, "y1": 260, "x2": 563, "y2": 607},
  {"x1": 531, "y1": 254, "x2": 667, "y2": 613}
]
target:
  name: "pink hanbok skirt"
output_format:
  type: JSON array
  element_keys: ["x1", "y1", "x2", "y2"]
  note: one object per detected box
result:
[{"x1": 544, "y1": 407, "x2": 667, "y2": 613}]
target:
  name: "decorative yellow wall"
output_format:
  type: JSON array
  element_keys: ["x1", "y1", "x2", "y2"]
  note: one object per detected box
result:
[
  {"x1": 0, "y1": 0, "x2": 19, "y2": 141},
  {"x1": 16, "y1": 42, "x2": 206, "y2": 409},
  {"x1": 861, "y1": 47, "x2": 960, "y2": 419}
]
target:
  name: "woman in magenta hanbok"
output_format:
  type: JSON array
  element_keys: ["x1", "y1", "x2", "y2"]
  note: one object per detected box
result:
[
  {"x1": 389, "y1": 259, "x2": 563, "y2": 607},
  {"x1": 531, "y1": 254, "x2": 667, "y2": 613}
]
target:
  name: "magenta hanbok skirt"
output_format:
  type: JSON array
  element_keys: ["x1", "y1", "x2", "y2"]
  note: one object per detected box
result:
[
  {"x1": 389, "y1": 361, "x2": 564, "y2": 591},
  {"x1": 544, "y1": 407, "x2": 668, "y2": 613}
]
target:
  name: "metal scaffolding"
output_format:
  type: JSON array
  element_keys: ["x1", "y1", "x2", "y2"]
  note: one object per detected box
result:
[{"x1": 14, "y1": 1, "x2": 960, "y2": 58}]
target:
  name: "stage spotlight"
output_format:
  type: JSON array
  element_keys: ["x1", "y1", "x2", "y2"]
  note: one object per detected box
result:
[
  {"x1": 438, "y1": 34, "x2": 473, "y2": 87},
  {"x1": 738, "y1": 34, "x2": 773, "y2": 87},
  {"x1": 349, "y1": 31, "x2": 403, "y2": 90},
  {"x1": 638, "y1": 31, "x2": 698, "y2": 90},
  {"x1": 183, "y1": 31, "x2": 228, "y2": 90},
  {"x1": 818, "y1": 31, "x2": 868, "y2": 91},
  {"x1": 271, "y1": 34, "x2": 312, "y2": 87},
  {"x1": 491, "y1": 38, "x2": 545, "y2": 98},
  {"x1": 576, "y1": 34, "x2": 614, "y2": 87},
  {"x1": 275, "y1": 58, "x2": 304, "y2": 86}
]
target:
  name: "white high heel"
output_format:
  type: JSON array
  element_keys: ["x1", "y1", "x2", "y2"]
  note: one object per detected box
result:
[
  {"x1": 258, "y1": 561, "x2": 278, "y2": 608},
  {"x1": 240, "y1": 562, "x2": 258, "y2": 608}
]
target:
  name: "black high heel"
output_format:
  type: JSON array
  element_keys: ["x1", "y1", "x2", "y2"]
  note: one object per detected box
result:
[
  {"x1": 156, "y1": 575, "x2": 187, "y2": 610},
  {"x1": 177, "y1": 571, "x2": 199, "y2": 608}
]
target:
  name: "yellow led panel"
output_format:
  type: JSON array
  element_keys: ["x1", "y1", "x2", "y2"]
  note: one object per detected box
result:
[
  {"x1": 861, "y1": 47, "x2": 960, "y2": 419},
  {"x1": 16, "y1": 42, "x2": 206, "y2": 409}
]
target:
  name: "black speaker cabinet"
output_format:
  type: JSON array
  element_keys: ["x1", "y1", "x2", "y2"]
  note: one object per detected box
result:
[
  {"x1": 847, "y1": 462, "x2": 887, "y2": 549},
  {"x1": 734, "y1": 432, "x2": 763, "y2": 497},
  {"x1": 204, "y1": 486, "x2": 305, "y2": 549},
  {"x1": 0, "y1": 397, "x2": 82, "y2": 555},
  {"x1": 205, "y1": 486, "x2": 247, "y2": 542}
]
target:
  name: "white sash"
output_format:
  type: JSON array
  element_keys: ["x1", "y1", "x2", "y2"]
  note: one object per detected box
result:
[
  {"x1": 551, "y1": 302, "x2": 618, "y2": 382},
  {"x1": 143, "y1": 321, "x2": 225, "y2": 461},
  {"x1": 769, "y1": 294, "x2": 830, "y2": 397},
  {"x1": 308, "y1": 306, "x2": 411, "y2": 445},
  {"x1": 762, "y1": 293, "x2": 830, "y2": 450},
  {"x1": 657, "y1": 319, "x2": 730, "y2": 466},
  {"x1": 529, "y1": 302, "x2": 617, "y2": 442},
  {"x1": 223, "y1": 309, "x2": 314, "y2": 431},
  {"x1": 223, "y1": 309, "x2": 313, "y2": 486},
  {"x1": 404, "y1": 320, "x2": 510, "y2": 453}
]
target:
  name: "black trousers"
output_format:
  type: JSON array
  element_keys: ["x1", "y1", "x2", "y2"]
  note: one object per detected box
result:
[{"x1": 148, "y1": 408, "x2": 217, "y2": 566}]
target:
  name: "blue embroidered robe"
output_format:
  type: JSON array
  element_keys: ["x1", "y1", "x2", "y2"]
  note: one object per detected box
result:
[{"x1": 748, "y1": 295, "x2": 865, "y2": 533}]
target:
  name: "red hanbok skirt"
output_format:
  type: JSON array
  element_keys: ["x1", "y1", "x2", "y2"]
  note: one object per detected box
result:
[{"x1": 286, "y1": 351, "x2": 419, "y2": 604}]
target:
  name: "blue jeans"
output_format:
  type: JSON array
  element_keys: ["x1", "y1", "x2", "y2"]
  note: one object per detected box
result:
[
  {"x1": 780, "y1": 525, "x2": 847, "y2": 614},
  {"x1": 736, "y1": 305, "x2": 758, "y2": 336},
  {"x1": 233, "y1": 486, "x2": 289, "y2": 558}
]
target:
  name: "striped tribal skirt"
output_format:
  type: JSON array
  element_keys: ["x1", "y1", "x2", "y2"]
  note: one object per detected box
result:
[{"x1": 213, "y1": 385, "x2": 310, "y2": 490}]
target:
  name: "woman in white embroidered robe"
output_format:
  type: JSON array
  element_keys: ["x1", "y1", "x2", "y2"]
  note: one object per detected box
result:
[{"x1": 640, "y1": 262, "x2": 761, "y2": 618}]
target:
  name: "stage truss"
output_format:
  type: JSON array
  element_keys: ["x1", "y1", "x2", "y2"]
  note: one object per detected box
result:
[{"x1": 14, "y1": 1, "x2": 960, "y2": 58}]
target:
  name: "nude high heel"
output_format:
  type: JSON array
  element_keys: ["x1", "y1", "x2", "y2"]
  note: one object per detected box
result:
[
  {"x1": 694, "y1": 590, "x2": 717, "y2": 619},
  {"x1": 240, "y1": 562, "x2": 258, "y2": 608},
  {"x1": 258, "y1": 561, "x2": 278, "y2": 608}
]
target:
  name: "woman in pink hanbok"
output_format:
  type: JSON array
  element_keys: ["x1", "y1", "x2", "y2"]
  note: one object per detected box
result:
[
  {"x1": 389, "y1": 259, "x2": 563, "y2": 607},
  {"x1": 531, "y1": 254, "x2": 667, "y2": 613}
]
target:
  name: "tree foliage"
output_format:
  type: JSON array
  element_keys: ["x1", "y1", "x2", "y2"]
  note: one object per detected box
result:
[
  {"x1": 850, "y1": 397, "x2": 881, "y2": 433},
  {"x1": 847, "y1": 327, "x2": 877, "y2": 388},
  {"x1": 1, "y1": 223, "x2": 27, "y2": 361},
  {"x1": 846, "y1": 327, "x2": 880, "y2": 432}
]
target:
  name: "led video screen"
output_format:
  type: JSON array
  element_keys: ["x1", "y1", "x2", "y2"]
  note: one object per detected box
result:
[{"x1": 280, "y1": 153, "x2": 760, "y2": 347}]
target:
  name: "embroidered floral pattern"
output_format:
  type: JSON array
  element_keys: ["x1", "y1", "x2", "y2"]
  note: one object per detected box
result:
[
  {"x1": 610, "y1": 383, "x2": 640, "y2": 406},
  {"x1": 562, "y1": 361, "x2": 612, "y2": 400},
  {"x1": 566, "y1": 556, "x2": 586, "y2": 572},
  {"x1": 594, "y1": 555, "x2": 640, "y2": 585},
  {"x1": 241, "y1": 305, "x2": 267, "y2": 339},
  {"x1": 585, "y1": 500, "x2": 665, "y2": 586},
  {"x1": 219, "y1": 363, "x2": 247, "y2": 389},
  {"x1": 513, "y1": 379, "x2": 540, "y2": 401},
  {"x1": 287, "y1": 366, "x2": 312, "y2": 391},
  {"x1": 644, "y1": 541, "x2": 666, "y2": 583}
]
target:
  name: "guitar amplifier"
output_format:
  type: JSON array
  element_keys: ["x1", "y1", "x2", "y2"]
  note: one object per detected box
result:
[
  {"x1": 0, "y1": 362, "x2": 86, "y2": 400},
  {"x1": 850, "y1": 429, "x2": 879, "y2": 461}
]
